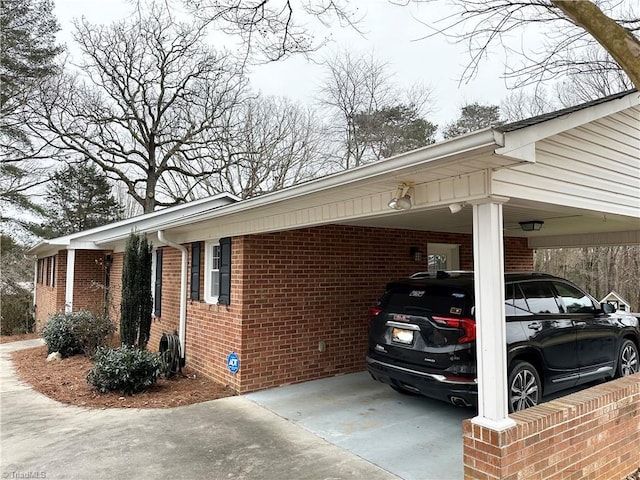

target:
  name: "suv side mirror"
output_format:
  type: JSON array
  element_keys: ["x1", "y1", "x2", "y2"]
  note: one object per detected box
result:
[{"x1": 601, "y1": 302, "x2": 616, "y2": 314}]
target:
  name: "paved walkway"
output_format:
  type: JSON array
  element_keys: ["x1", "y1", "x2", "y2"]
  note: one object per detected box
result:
[{"x1": 1, "y1": 340, "x2": 397, "y2": 480}]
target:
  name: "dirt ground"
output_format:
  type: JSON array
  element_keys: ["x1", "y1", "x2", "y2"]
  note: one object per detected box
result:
[{"x1": 7, "y1": 339, "x2": 235, "y2": 409}]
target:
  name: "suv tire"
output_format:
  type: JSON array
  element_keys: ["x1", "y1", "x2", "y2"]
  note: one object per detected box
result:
[
  {"x1": 508, "y1": 361, "x2": 541, "y2": 413},
  {"x1": 616, "y1": 339, "x2": 639, "y2": 377}
]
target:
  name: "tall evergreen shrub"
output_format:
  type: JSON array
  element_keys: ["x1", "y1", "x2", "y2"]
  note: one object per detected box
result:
[{"x1": 120, "y1": 232, "x2": 153, "y2": 348}]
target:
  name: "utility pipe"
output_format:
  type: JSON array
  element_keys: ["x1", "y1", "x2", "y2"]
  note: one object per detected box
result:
[{"x1": 157, "y1": 230, "x2": 187, "y2": 362}]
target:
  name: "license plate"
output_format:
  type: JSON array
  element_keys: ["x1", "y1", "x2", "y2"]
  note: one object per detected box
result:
[{"x1": 392, "y1": 328, "x2": 414, "y2": 344}]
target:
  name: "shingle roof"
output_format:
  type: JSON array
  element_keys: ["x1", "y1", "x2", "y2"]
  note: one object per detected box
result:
[{"x1": 496, "y1": 89, "x2": 638, "y2": 133}]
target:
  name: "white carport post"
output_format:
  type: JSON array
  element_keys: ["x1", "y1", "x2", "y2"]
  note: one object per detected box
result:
[
  {"x1": 64, "y1": 249, "x2": 76, "y2": 313},
  {"x1": 470, "y1": 197, "x2": 516, "y2": 430}
]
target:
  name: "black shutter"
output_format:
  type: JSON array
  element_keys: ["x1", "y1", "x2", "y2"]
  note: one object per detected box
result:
[
  {"x1": 190, "y1": 242, "x2": 201, "y2": 301},
  {"x1": 154, "y1": 248, "x2": 163, "y2": 317},
  {"x1": 218, "y1": 237, "x2": 231, "y2": 305}
]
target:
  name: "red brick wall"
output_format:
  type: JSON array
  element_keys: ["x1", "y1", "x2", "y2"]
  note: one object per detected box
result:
[
  {"x1": 35, "y1": 225, "x2": 532, "y2": 393},
  {"x1": 72, "y1": 250, "x2": 110, "y2": 315},
  {"x1": 156, "y1": 225, "x2": 530, "y2": 393},
  {"x1": 463, "y1": 373, "x2": 640, "y2": 479},
  {"x1": 35, "y1": 251, "x2": 67, "y2": 330}
]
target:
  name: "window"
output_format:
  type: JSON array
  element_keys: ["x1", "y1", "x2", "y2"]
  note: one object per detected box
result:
[
  {"x1": 519, "y1": 282, "x2": 560, "y2": 314},
  {"x1": 50, "y1": 255, "x2": 56, "y2": 287},
  {"x1": 553, "y1": 282, "x2": 595, "y2": 313},
  {"x1": 427, "y1": 243, "x2": 460, "y2": 272},
  {"x1": 505, "y1": 283, "x2": 533, "y2": 316},
  {"x1": 204, "y1": 238, "x2": 231, "y2": 305}
]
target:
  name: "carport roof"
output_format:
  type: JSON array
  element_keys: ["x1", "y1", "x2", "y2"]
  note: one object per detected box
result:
[{"x1": 28, "y1": 90, "x2": 640, "y2": 256}]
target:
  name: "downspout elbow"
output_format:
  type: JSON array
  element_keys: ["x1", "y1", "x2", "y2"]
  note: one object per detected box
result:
[{"x1": 157, "y1": 230, "x2": 188, "y2": 363}]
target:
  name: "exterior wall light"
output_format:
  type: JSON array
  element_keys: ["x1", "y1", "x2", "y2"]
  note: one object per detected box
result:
[
  {"x1": 448, "y1": 203, "x2": 463, "y2": 214},
  {"x1": 519, "y1": 220, "x2": 544, "y2": 231},
  {"x1": 410, "y1": 246, "x2": 423, "y2": 262},
  {"x1": 388, "y1": 183, "x2": 413, "y2": 210}
]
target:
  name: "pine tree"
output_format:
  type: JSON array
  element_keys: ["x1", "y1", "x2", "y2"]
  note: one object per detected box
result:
[
  {"x1": 120, "y1": 232, "x2": 153, "y2": 348},
  {"x1": 39, "y1": 162, "x2": 123, "y2": 238}
]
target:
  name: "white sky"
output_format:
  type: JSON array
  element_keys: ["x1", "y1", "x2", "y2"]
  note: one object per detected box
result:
[{"x1": 53, "y1": 0, "x2": 518, "y2": 127}]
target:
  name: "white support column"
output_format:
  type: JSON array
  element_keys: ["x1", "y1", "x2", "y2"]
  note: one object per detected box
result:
[
  {"x1": 65, "y1": 249, "x2": 76, "y2": 313},
  {"x1": 471, "y1": 197, "x2": 516, "y2": 430}
]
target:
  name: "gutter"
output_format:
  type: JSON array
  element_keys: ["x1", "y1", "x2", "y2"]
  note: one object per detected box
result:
[
  {"x1": 89, "y1": 129, "x2": 504, "y2": 247},
  {"x1": 157, "y1": 230, "x2": 187, "y2": 363}
]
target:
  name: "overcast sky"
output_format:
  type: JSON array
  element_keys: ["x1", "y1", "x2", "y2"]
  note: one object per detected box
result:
[{"x1": 53, "y1": 0, "x2": 519, "y2": 127}]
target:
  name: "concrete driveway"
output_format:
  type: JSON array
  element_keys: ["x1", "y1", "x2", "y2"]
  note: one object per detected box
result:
[
  {"x1": 247, "y1": 373, "x2": 472, "y2": 480},
  {"x1": 1, "y1": 340, "x2": 471, "y2": 480}
]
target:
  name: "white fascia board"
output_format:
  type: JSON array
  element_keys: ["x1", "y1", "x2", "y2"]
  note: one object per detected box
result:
[
  {"x1": 496, "y1": 91, "x2": 640, "y2": 161},
  {"x1": 30, "y1": 193, "x2": 239, "y2": 253}
]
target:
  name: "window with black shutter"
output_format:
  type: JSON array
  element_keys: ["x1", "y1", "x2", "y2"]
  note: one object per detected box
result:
[
  {"x1": 190, "y1": 242, "x2": 201, "y2": 301},
  {"x1": 218, "y1": 237, "x2": 231, "y2": 305},
  {"x1": 154, "y1": 248, "x2": 163, "y2": 317}
]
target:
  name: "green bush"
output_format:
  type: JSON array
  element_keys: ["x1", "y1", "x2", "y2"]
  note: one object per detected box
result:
[
  {"x1": 86, "y1": 346, "x2": 163, "y2": 395},
  {"x1": 0, "y1": 287, "x2": 34, "y2": 336},
  {"x1": 41, "y1": 310, "x2": 115, "y2": 357}
]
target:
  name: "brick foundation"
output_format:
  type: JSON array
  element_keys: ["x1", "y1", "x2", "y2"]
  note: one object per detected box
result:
[{"x1": 463, "y1": 374, "x2": 640, "y2": 479}]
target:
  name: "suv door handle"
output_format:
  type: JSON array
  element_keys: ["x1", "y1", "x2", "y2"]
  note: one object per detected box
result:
[
  {"x1": 574, "y1": 321, "x2": 587, "y2": 329},
  {"x1": 527, "y1": 322, "x2": 543, "y2": 331}
]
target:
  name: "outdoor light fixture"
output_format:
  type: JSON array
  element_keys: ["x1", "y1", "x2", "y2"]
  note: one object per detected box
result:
[
  {"x1": 410, "y1": 246, "x2": 423, "y2": 262},
  {"x1": 388, "y1": 183, "x2": 413, "y2": 211},
  {"x1": 519, "y1": 220, "x2": 544, "y2": 232},
  {"x1": 448, "y1": 203, "x2": 463, "y2": 214}
]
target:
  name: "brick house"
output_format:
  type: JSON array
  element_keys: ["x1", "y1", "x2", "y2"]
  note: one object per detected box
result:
[{"x1": 30, "y1": 91, "x2": 640, "y2": 478}]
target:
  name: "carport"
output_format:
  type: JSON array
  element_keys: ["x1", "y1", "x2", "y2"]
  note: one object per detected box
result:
[{"x1": 30, "y1": 90, "x2": 640, "y2": 477}]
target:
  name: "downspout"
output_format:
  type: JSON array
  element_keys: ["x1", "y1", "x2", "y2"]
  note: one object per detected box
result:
[{"x1": 157, "y1": 230, "x2": 187, "y2": 363}]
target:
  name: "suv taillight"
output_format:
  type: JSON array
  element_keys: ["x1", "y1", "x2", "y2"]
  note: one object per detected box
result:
[
  {"x1": 432, "y1": 316, "x2": 476, "y2": 343},
  {"x1": 367, "y1": 307, "x2": 382, "y2": 329}
]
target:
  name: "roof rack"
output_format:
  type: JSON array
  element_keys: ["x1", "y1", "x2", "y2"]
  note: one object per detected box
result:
[{"x1": 410, "y1": 270, "x2": 473, "y2": 279}]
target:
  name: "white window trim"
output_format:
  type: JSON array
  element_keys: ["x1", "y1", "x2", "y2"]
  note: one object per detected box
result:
[{"x1": 204, "y1": 240, "x2": 221, "y2": 304}]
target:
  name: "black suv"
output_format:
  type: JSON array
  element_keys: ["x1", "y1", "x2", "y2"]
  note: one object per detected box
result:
[{"x1": 366, "y1": 271, "x2": 640, "y2": 412}]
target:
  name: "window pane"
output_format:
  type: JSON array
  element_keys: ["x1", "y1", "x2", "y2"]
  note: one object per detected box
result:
[
  {"x1": 427, "y1": 254, "x2": 447, "y2": 272},
  {"x1": 520, "y1": 282, "x2": 560, "y2": 314},
  {"x1": 505, "y1": 284, "x2": 533, "y2": 316},
  {"x1": 210, "y1": 270, "x2": 220, "y2": 297},
  {"x1": 553, "y1": 282, "x2": 594, "y2": 313},
  {"x1": 209, "y1": 244, "x2": 221, "y2": 299}
]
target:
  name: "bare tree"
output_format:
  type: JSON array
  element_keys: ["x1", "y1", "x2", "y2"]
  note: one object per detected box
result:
[
  {"x1": 28, "y1": 2, "x2": 247, "y2": 213},
  {"x1": 183, "y1": 0, "x2": 361, "y2": 63},
  {"x1": 317, "y1": 50, "x2": 435, "y2": 168},
  {"x1": 317, "y1": 50, "x2": 394, "y2": 169},
  {"x1": 167, "y1": 94, "x2": 331, "y2": 199},
  {"x1": 500, "y1": 88, "x2": 556, "y2": 122},
  {"x1": 182, "y1": 1, "x2": 640, "y2": 91},
  {"x1": 554, "y1": 47, "x2": 634, "y2": 106},
  {"x1": 413, "y1": 0, "x2": 640, "y2": 89}
]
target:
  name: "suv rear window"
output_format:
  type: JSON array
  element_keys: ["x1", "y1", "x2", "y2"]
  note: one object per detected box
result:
[{"x1": 381, "y1": 284, "x2": 471, "y2": 317}]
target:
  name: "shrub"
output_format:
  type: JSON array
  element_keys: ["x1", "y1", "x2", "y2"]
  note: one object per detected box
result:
[
  {"x1": 86, "y1": 346, "x2": 163, "y2": 395},
  {"x1": 41, "y1": 310, "x2": 115, "y2": 357},
  {"x1": 0, "y1": 286, "x2": 34, "y2": 336},
  {"x1": 72, "y1": 312, "x2": 116, "y2": 356},
  {"x1": 41, "y1": 312, "x2": 83, "y2": 357}
]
